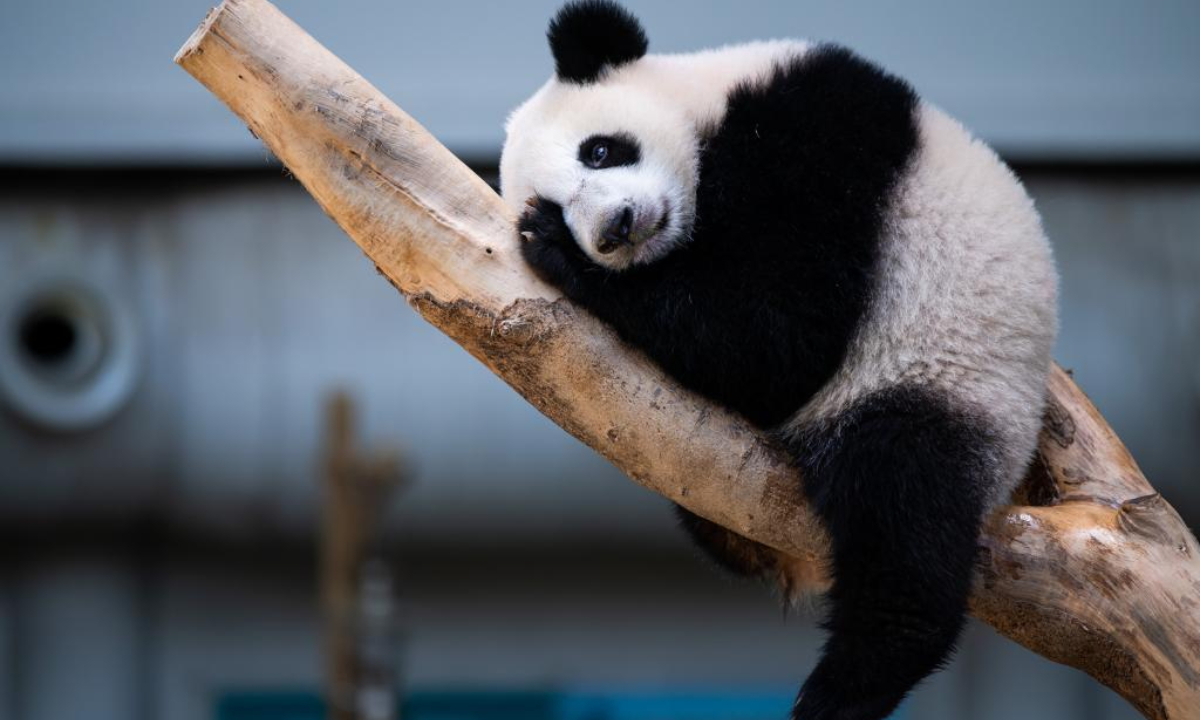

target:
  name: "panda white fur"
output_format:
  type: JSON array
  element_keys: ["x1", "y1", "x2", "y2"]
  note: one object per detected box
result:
[{"x1": 500, "y1": 3, "x2": 1058, "y2": 719}]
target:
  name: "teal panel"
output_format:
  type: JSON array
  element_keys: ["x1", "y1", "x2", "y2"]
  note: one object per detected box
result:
[{"x1": 216, "y1": 689, "x2": 905, "y2": 720}]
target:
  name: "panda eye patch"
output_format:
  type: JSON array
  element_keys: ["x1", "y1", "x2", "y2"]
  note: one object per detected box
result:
[{"x1": 579, "y1": 134, "x2": 640, "y2": 169}]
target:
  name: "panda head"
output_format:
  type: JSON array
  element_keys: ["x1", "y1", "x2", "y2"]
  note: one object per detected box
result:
[{"x1": 501, "y1": 0, "x2": 699, "y2": 270}]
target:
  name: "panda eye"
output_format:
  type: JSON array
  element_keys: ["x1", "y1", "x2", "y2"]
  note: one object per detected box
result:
[
  {"x1": 590, "y1": 142, "x2": 609, "y2": 165},
  {"x1": 578, "y1": 134, "x2": 640, "y2": 169}
]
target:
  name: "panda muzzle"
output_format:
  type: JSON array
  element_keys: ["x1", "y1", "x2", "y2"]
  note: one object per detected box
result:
[{"x1": 597, "y1": 206, "x2": 634, "y2": 255}]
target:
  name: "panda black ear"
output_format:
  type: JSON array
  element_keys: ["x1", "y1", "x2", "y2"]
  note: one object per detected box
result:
[{"x1": 548, "y1": 0, "x2": 648, "y2": 84}]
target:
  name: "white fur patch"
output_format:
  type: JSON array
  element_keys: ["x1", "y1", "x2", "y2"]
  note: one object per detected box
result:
[{"x1": 784, "y1": 104, "x2": 1059, "y2": 508}]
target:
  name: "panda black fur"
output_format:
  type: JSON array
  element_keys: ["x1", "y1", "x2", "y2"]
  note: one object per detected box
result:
[{"x1": 501, "y1": 3, "x2": 1058, "y2": 719}]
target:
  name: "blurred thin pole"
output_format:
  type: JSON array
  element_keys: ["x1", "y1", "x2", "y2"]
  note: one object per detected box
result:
[{"x1": 321, "y1": 391, "x2": 406, "y2": 720}]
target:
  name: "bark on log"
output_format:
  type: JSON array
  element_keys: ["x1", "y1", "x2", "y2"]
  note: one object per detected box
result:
[{"x1": 175, "y1": 2, "x2": 1200, "y2": 717}]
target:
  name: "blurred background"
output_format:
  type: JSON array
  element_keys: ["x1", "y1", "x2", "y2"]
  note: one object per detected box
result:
[{"x1": 1, "y1": 1, "x2": 1198, "y2": 719}]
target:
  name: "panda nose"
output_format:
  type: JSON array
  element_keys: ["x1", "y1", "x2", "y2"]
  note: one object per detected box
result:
[{"x1": 597, "y1": 206, "x2": 634, "y2": 255}]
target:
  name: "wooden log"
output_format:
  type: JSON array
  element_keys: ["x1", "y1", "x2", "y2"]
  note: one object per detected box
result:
[{"x1": 175, "y1": 2, "x2": 1200, "y2": 717}]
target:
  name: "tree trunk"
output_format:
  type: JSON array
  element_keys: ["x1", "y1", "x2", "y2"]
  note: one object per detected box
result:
[{"x1": 175, "y1": 2, "x2": 1200, "y2": 717}]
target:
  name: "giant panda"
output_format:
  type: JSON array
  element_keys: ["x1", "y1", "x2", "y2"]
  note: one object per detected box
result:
[{"x1": 500, "y1": 2, "x2": 1058, "y2": 718}]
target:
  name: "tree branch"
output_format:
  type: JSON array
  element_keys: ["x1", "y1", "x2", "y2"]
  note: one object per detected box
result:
[{"x1": 175, "y1": 2, "x2": 1200, "y2": 717}]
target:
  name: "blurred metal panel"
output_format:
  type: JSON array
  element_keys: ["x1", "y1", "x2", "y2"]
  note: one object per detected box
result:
[
  {"x1": 0, "y1": 199, "x2": 171, "y2": 524},
  {"x1": 0, "y1": 177, "x2": 669, "y2": 547},
  {"x1": 0, "y1": 0, "x2": 1198, "y2": 163},
  {"x1": 1035, "y1": 172, "x2": 1200, "y2": 522},
  {"x1": 1, "y1": 169, "x2": 1197, "y2": 544},
  {"x1": 9, "y1": 557, "x2": 142, "y2": 720}
]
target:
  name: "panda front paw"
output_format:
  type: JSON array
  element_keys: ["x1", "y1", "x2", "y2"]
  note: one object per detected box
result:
[
  {"x1": 518, "y1": 196, "x2": 571, "y2": 245},
  {"x1": 518, "y1": 196, "x2": 591, "y2": 291}
]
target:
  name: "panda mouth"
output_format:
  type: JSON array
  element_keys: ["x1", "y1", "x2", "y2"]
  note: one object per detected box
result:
[
  {"x1": 596, "y1": 202, "x2": 670, "y2": 256},
  {"x1": 628, "y1": 202, "x2": 677, "y2": 266},
  {"x1": 631, "y1": 202, "x2": 670, "y2": 245}
]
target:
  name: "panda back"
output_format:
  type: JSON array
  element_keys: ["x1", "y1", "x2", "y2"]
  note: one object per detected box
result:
[{"x1": 786, "y1": 103, "x2": 1059, "y2": 505}]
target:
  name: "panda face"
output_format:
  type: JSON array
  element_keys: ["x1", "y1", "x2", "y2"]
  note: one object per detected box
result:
[
  {"x1": 501, "y1": 1, "x2": 802, "y2": 270},
  {"x1": 501, "y1": 76, "x2": 699, "y2": 270}
]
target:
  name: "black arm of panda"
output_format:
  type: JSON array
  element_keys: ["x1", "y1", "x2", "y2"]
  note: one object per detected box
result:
[
  {"x1": 517, "y1": 197, "x2": 616, "y2": 308},
  {"x1": 519, "y1": 200, "x2": 807, "y2": 429},
  {"x1": 518, "y1": 196, "x2": 709, "y2": 363}
]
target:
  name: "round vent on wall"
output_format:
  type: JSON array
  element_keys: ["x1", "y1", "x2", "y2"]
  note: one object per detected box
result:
[{"x1": 0, "y1": 273, "x2": 139, "y2": 432}]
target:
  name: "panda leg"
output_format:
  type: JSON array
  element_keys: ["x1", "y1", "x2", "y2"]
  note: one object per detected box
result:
[
  {"x1": 786, "y1": 387, "x2": 995, "y2": 720},
  {"x1": 674, "y1": 504, "x2": 784, "y2": 581}
]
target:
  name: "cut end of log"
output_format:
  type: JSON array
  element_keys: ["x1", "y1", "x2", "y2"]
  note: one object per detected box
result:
[{"x1": 174, "y1": 2, "x2": 229, "y2": 66}]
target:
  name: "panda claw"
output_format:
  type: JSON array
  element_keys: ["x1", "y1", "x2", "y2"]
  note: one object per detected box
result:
[{"x1": 520, "y1": 230, "x2": 536, "y2": 242}]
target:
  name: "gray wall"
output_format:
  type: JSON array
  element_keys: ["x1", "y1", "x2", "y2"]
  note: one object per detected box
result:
[
  {"x1": 4, "y1": 171, "x2": 1197, "y2": 541},
  {"x1": 1, "y1": 0, "x2": 1198, "y2": 163},
  {"x1": 2, "y1": 2, "x2": 1198, "y2": 720}
]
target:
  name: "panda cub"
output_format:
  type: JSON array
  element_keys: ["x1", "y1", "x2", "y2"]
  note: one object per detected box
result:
[{"x1": 501, "y1": 2, "x2": 1058, "y2": 718}]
